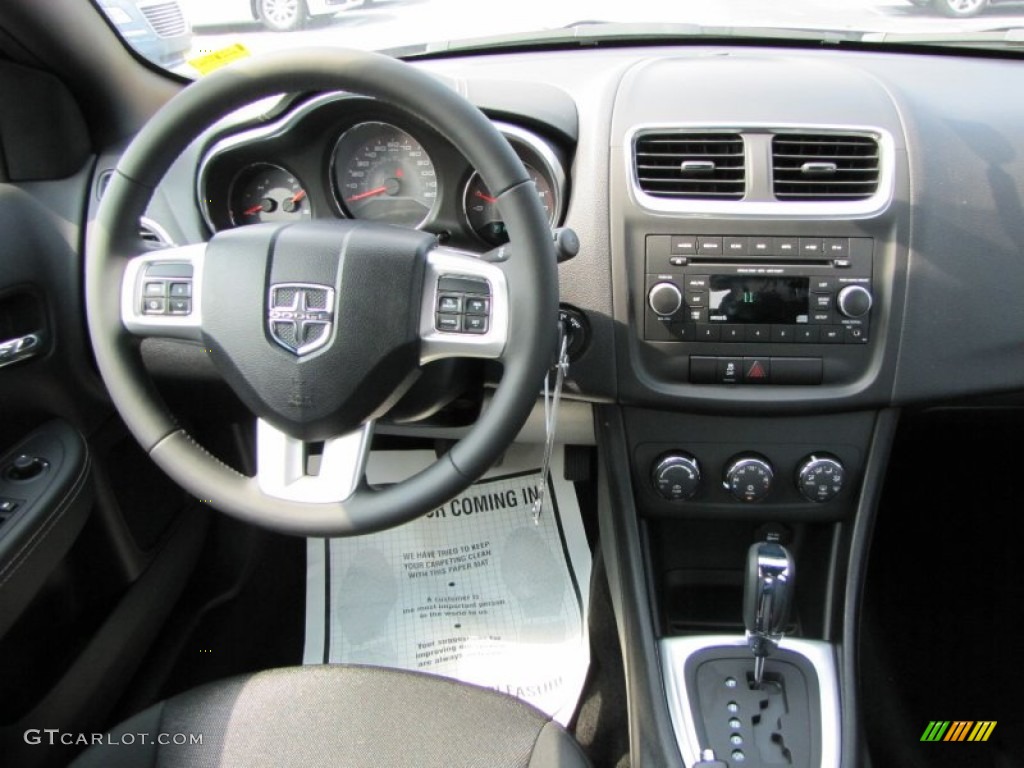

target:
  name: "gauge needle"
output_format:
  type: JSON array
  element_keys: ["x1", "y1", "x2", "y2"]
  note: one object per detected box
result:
[
  {"x1": 291, "y1": 189, "x2": 307, "y2": 203},
  {"x1": 243, "y1": 204, "x2": 264, "y2": 216},
  {"x1": 346, "y1": 185, "x2": 389, "y2": 203},
  {"x1": 474, "y1": 190, "x2": 498, "y2": 204}
]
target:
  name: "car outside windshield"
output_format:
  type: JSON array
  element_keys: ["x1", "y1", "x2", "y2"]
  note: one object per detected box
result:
[{"x1": 99, "y1": 0, "x2": 1024, "y2": 76}]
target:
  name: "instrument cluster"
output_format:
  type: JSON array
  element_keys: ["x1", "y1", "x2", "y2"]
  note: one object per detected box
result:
[{"x1": 198, "y1": 94, "x2": 568, "y2": 249}]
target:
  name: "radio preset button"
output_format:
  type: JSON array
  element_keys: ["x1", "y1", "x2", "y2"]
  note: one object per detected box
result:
[
  {"x1": 745, "y1": 325, "x2": 771, "y2": 342},
  {"x1": 696, "y1": 324, "x2": 721, "y2": 341},
  {"x1": 771, "y1": 325, "x2": 795, "y2": 342},
  {"x1": 800, "y1": 238, "x2": 824, "y2": 255},
  {"x1": 721, "y1": 326, "x2": 743, "y2": 342},
  {"x1": 697, "y1": 237, "x2": 723, "y2": 254},
  {"x1": 723, "y1": 237, "x2": 748, "y2": 255},
  {"x1": 750, "y1": 237, "x2": 772, "y2": 254},
  {"x1": 649, "y1": 282, "x2": 683, "y2": 316},
  {"x1": 824, "y1": 238, "x2": 849, "y2": 256},
  {"x1": 774, "y1": 237, "x2": 798, "y2": 255},
  {"x1": 670, "y1": 236, "x2": 697, "y2": 255},
  {"x1": 795, "y1": 326, "x2": 820, "y2": 343}
]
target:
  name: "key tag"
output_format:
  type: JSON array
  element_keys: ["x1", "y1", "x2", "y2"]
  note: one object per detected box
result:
[{"x1": 531, "y1": 323, "x2": 570, "y2": 524}]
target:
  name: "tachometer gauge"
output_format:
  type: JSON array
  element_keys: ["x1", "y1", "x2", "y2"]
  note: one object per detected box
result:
[
  {"x1": 229, "y1": 163, "x2": 310, "y2": 227},
  {"x1": 463, "y1": 164, "x2": 556, "y2": 246},
  {"x1": 332, "y1": 121, "x2": 438, "y2": 228}
]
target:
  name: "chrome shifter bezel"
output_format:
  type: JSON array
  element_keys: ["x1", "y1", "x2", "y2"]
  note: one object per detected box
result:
[{"x1": 660, "y1": 635, "x2": 841, "y2": 768}]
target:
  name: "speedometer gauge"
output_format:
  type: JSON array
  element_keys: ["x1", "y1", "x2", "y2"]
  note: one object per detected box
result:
[
  {"x1": 332, "y1": 122, "x2": 438, "y2": 228},
  {"x1": 229, "y1": 163, "x2": 310, "y2": 227}
]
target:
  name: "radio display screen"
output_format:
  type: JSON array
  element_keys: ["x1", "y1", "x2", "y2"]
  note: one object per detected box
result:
[{"x1": 707, "y1": 276, "x2": 810, "y2": 324}]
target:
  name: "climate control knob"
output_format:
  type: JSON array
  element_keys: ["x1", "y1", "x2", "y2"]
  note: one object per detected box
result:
[
  {"x1": 648, "y1": 282, "x2": 683, "y2": 317},
  {"x1": 723, "y1": 455, "x2": 774, "y2": 502},
  {"x1": 837, "y1": 285, "x2": 873, "y2": 318},
  {"x1": 796, "y1": 454, "x2": 845, "y2": 503},
  {"x1": 652, "y1": 453, "x2": 702, "y2": 501}
]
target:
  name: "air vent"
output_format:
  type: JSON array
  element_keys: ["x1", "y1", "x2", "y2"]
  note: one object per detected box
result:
[
  {"x1": 772, "y1": 134, "x2": 880, "y2": 201},
  {"x1": 139, "y1": 218, "x2": 174, "y2": 250},
  {"x1": 634, "y1": 133, "x2": 745, "y2": 200}
]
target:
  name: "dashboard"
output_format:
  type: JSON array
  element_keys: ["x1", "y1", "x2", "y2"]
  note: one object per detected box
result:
[
  {"x1": 196, "y1": 94, "x2": 569, "y2": 250},
  {"x1": 127, "y1": 43, "x2": 1024, "y2": 418}
]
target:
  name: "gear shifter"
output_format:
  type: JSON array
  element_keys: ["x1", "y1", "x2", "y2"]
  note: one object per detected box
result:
[{"x1": 743, "y1": 541, "x2": 795, "y2": 687}]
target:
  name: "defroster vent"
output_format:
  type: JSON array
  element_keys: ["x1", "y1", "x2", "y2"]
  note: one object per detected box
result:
[
  {"x1": 772, "y1": 133, "x2": 880, "y2": 200},
  {"x1": 634, "y1": 133, "x2": 745, "y2": 200}
]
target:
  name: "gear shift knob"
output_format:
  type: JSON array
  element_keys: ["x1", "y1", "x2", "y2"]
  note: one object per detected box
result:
[{"x1": 743, "y1": 541, "x2": 795, "y2": 686}]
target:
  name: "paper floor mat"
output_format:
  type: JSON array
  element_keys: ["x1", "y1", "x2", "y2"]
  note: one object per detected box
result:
[{"x1": 303, "y1": 445, "x2": 592, "y2": 725}]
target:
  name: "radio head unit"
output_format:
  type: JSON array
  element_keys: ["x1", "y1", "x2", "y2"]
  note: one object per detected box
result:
[{"x1": 644, "y1": 235, "x2": 873, "y2": 348}]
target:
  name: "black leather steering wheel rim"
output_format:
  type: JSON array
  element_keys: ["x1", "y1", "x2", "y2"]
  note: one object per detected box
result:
[{"x1": 86, "y1": 48, "x2": 558, "y2": 536}]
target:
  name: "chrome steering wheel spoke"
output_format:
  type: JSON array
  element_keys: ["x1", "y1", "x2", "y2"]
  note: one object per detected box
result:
[{"x1": 256, "y1": 419, "x2": 374, "y2": 503}]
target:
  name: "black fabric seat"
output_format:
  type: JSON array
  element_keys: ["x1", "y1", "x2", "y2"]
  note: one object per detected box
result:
[{"x1": 72, "y1": 665, "x2": 591, "y2": 768}]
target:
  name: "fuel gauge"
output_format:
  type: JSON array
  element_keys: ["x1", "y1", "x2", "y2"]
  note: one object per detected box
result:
[{"x1": 229, "y1": 163, "x2": 310, "y2": 227}]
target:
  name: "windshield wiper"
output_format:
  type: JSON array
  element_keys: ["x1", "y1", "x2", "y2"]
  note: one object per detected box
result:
[{"x1": 385, "y1": 21, "x2": 867, "y2": 58}]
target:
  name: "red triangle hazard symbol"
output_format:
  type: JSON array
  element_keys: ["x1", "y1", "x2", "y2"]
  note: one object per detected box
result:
[{"x1": 747, "y1": 360, "x2": 767, "y2": 380}]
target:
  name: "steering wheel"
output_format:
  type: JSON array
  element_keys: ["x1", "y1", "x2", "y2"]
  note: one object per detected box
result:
[{"x1": 86, "y1": 49, "x2": 558, "y2": 537}]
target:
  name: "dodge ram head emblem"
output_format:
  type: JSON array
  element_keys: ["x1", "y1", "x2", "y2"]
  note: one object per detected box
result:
[{"x1": 267, "y1": 283, "x2": 335, "y2": 356}]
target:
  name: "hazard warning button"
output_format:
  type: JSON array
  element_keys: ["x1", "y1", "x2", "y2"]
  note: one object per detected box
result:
[{"x1": 743, "y1": 358, "x2": 771, "y2": 384}]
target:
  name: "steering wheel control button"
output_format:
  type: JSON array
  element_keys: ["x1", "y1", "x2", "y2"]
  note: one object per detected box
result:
[
  {"x1": 724, "y1": 456, "x2": 774, "y2": 502},
  {"x1": 465, "y1": 297, "x2": 490, "y2": 315},
  {"x1": 437, "y1": 295, "x2": 462, "y2": 313},
  {"x1": 435, "y1": 313, "x2": 461, "y2": 332},
  {"x1": 649, "y1": 282, "x2": 683, "y2": 317},
  {"x1": 433, "y1": 275, "x2": 493, "y2": 334},
  {"x1": 796, "y1": 455, "x2": 845, "y2": 502},
  {"x1": 143, "y1": 298, "x2": 167, "y2": 314},
  {"x1": 137, "y1": 263, "x2": 196, "y2": 317},
  {"x1": 4, "y1": 454, "x2": 48, "y2": 482},
  {"x1": 464, "y1": 316, "x2": 489, "y2": 334},
  {"x1": 652, "y1": 453, "x2": 702, "y2": 501}
]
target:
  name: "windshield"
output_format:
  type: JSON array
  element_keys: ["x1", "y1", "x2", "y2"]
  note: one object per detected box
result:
[{"x1": 98, "y1": 0, "x2": 1024, "y2": 75}]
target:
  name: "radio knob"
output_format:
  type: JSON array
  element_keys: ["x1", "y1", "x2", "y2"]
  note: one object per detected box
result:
[
  {"x1": 796, "y1": 454, "x2": 845, "y2": 503},
  {"x1": 652, "y1": 453, "x2": 702, "y2": 501},
  {"x1": 837, "y1": 285, "x2": 873, "y2": 318},
  {"x1": 723, "y1": 455, "x2": 774, "y2": 503},
  {"x1": 648, "y1": 282, "x2": 683, "y2": 317}
]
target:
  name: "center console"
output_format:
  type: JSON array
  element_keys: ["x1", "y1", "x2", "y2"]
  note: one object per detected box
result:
[{"x1": 598, "y1": 51, "x2": 910, "y2": 768}]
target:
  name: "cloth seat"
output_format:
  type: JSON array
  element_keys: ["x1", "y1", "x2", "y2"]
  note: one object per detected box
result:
[{"x1": 71, "y1": 664, "x2": 591, "y2": 768}]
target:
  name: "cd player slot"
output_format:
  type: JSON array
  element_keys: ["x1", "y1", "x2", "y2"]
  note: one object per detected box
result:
[{"x1": 688, "y1": 257, "x2": 832, "y2": 268}]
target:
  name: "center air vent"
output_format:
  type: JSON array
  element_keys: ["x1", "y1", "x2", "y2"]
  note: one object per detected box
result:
[
  {"x1": 772, "y1": 134, "x2": 880, "y2": 201},
  {"x1": 634, "y1": 133, "x2": 745, "y2": 200}
]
